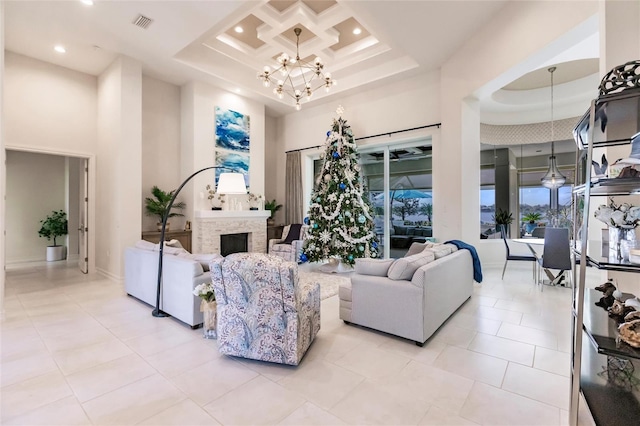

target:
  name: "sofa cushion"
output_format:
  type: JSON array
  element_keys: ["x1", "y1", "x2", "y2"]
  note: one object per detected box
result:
[
  {"x1": 177, "y1": 252, "x2": 223, "y2": 271},
  {"x1": 387, "y1": 251, "x2": 435, "y2": 280},
  {"x1": 354, "y1": 258, "x2": 395, "y2": 276}
]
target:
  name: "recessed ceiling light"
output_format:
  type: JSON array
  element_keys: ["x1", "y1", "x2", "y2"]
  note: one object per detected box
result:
[
  {"x1": 54, "y1": 45, "x2": 66, "y2": 53},
  {"x1": 234, "y1": 26, "x2": 243, "y2": 33},
  {"x1": 81, "y1": 0, "x2": 94, "y2": 5},
  {"x1": 353, "y1": 27, "x2": 362, "y2": 35}
]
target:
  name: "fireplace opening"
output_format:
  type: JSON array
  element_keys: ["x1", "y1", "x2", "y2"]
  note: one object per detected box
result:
[{"x1": 220, "y1": 233, "x2": 248, "y2": 256}]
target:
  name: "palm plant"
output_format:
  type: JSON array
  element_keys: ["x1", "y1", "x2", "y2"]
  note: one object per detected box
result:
[{"x1": 145, "y1": 186, "x2": 186, "y2": 223}]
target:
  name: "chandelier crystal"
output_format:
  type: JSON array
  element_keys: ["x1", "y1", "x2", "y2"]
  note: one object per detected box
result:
[
  {"x1": 257, "y1": 28, "x2": 336, "y2": 110},
  {"x1": 541, "y1": 66, "x2": 566, "y2": 189}
]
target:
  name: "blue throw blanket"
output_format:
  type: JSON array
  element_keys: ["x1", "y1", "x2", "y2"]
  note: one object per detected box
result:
[{"x1": 445, "y1": 240, "x2": 483, "y2": 283}]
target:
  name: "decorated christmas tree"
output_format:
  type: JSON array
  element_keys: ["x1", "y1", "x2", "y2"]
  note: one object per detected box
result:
[{"x1": 302, "y1": 108, "x2": 379, "y2": 265}]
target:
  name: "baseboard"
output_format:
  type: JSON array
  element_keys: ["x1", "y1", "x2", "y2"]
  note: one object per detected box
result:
[
  {"x1": 96, "y1": 267, "x2": 123, "y2": 282},
  {"x1": 6, "y1": 256, "x2": 45, "y2": 266}
]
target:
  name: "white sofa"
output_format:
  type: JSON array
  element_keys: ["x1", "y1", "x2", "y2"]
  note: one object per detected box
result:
[
  {"x1": 339, "y1": 242, "x2": 474, "y2": 346},
  {"x1": 124, "y1": 241, "x2": 221, "y2": 327}
]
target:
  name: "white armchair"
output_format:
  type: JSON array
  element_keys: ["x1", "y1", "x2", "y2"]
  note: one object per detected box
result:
[{"x1": 269, "y1": 224, "x2": 308, "y2": 263}]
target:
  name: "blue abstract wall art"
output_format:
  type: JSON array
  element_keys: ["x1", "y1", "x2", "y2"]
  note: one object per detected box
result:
[
  {"x1": 215, "y1": 107, "x2": 250, "y2": 153},
  {"x1": 215, "y1": 151, "x2": 250, "y2": 188}
]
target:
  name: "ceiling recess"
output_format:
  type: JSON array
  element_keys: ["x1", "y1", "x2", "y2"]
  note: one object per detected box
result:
[{"x1": 133, "y1": 14, "x2": 153, "y2": 29}]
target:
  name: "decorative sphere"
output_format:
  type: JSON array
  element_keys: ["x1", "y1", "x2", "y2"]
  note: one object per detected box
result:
[
  {"x1": 333, "y1": 151, "x2": 340, "y2": 159},
  {"x1": 304, "y1": 217, "x2": 310, "y2": 225},
  {"x1": 300, "y1": 253, "x2": 308, "y2": 263},
  {"x1": 358, "y1": 215, "x2": 366, "y2": 223},
  {"x1": 324, "y1": 174, "x2": 331, "y2": 182},
  {"x1": 338, "y1": 215, "x2": 343, "y2": 221},
  {"x1": 316, "y1": 197, "x2": 321, "y2": 202},
  {"x1": 358, "y1": 246, "x2": 364, "y2": 252},
  {"x1": 348, "y1": 254, "x2": 354, "y2": 261},
  {"x1": 326, "y1": 131, "x2": 331, "y2": 137},
  {"x1": 373, "y1": 242, "x2": 379, "y2": 249},
  {"x1": 313, "y1": 223, "x2": 319, "y2": 229},
  {"x1": 339, "y1": 183, "x2": 346, "y2": 191},
  {"x1": 372, "y1": 252, "x2": 377, "y2": 258},
  {"x1": 344, "y1": 211, "x2": 351, "y2": 217}
]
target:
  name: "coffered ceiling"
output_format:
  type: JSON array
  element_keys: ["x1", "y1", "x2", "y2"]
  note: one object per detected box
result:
[{"x1": 4, "y1": 1, "x2": 599, "y2": 118}]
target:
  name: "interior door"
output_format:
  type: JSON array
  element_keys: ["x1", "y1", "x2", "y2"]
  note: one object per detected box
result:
[{"x1": 78, "y1": 158, "x2": 88, "y2": 273}]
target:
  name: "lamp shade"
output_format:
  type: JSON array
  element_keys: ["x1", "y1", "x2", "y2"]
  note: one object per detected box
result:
[
  {"x1": 540, "y1": 155, "x2": 566, "y2": 189},
  {"x1": 217, "y1": 172, "x2": 247, "y2": 194}
]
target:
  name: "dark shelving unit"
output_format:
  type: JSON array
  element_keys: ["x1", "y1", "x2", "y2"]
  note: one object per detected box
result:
[{"x1": 570, "y1": 87, "x2": 640, "y2": 426}]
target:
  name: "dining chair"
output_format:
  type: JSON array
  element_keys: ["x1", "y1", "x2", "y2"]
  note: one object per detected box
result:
[
  {"x1": 501, "y1": 231, "x2": 537, "y2": 281},
  {"x1": 538, "y1": 227, "x2": 572, "y2": 288},
  {"x1": 531, "y1": 227, "x2": 546, "y2": 238}
]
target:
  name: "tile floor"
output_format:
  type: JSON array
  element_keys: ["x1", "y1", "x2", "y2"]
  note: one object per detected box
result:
[{"x1": 1, "y1": 261, "x2": 601, "y2": 425}]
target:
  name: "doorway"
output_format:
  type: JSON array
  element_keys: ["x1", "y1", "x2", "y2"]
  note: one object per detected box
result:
[{"x1": 5, "y1": 149, "x2": 91, "y2": 274}]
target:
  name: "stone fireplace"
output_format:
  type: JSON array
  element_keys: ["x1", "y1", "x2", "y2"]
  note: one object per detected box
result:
[{"x1": 194, "y1": 210, "x2": 270, "y2": 254}]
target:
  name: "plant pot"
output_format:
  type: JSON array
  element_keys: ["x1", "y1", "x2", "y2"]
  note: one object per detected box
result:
[
  {"x1": 200, "y1": 300, "x2": 217, "y2": 339},
  {"x1": 156, "y1": 222, "x2": 171, "y2": 232},
  {"x1": 46, "y1": 245, "x2": 66, "y2": 262},
  {"x1": 267, "y1": 217, "x2": 275, "y2": 227}
]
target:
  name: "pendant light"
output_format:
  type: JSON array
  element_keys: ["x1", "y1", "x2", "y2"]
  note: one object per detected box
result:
[{"x1": 541, "y1": 66, "x2": 566, "y2": 189}]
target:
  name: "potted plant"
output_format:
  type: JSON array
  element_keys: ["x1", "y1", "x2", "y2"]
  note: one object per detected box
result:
[
  {"x1": 492, "y1": 208, "x2": 513, "y2": 238},
  {"x1": 522, "y1": 212, "x2": 542, "y2": 234},
  {"x1": 38, "y1": 210, "x2": 68, "y2": 261},
  {"x1": 264, "y1": 199, "x2": 282, "y2": 226},
  {"x1": 145, "y1": 186, "x2": 186, "y2": 231}
]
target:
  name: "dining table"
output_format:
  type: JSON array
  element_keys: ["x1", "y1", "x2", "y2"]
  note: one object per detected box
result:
[{"x1": 511, "y1": 237, "x2": 562, "y2": 284}]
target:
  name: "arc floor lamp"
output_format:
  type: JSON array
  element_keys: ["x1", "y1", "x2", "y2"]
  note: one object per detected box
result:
[{"x1": 152, "y1": 167, "x2": 247, "y2": 317}]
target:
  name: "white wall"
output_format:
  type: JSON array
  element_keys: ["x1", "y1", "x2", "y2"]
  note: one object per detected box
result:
[
  {"x1": 96, "y1": 56, "x2": 142, "y2": 279},
  {"x1": 181, "y1": 81, "x2": 266, "y2": 248},
  {"x1": 274, "y1": 1, "x2": 601, "y2": 267},
  {"x1": 141, "y1": 75, "x2": 183, "y2": 232},
  {"x1": 440, "y1": 0, "x2": 598, "y2": 265},
  {"x1": 5, "y1": 151, "x2": 66, "y2": 263},
  {"x1": 4, "y1": 52, "x2": 97, "y2": 154},
  {"x1": 3, "y1": 51, "x2": 98, "y2": 273}
]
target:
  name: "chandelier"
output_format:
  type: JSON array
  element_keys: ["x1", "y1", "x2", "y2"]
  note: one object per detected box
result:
[
  {"x1": 541, "y1": 66, "x2": 566, "y2": 189},
  {"x1": 257, "y1": 27, "x2": 336, "y2": 110}
]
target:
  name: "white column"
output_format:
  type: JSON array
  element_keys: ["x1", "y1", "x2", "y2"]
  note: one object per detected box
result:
[{"x1": 0, "y1": 2, "x2": 6, "y2": 317}]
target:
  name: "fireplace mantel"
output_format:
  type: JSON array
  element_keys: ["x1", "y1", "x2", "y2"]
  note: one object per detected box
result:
[
  {"x1": 195, "y1": 210, "x2": 271, "y2": 220},
  {"x1": 194, "y1": 210, "x2": 270, "y2": 254}
]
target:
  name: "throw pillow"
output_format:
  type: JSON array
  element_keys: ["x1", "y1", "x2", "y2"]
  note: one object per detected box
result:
[
  {"x1": 135, "y1": 240, "x2": 156, "y2": 251},
  {"x1": 354, "y1": 258, "x2": 395, "y2": 276},
  {"x1": 387, "y1": 251, "x2": 435, "y2": 280},
  {"x1": 282, "y1": 224, "x2": 302, "y2": 244},
  {"x1": 405, "y1": 242, "x2": 428, "y2": 257},
  {"x1": 424, "y1": 244, "x2": 453, "y2": 259}
]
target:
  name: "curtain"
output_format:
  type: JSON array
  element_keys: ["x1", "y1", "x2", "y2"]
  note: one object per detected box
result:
[{"x1": 285, "y1": 151, "x2": 303, "y2": 224}]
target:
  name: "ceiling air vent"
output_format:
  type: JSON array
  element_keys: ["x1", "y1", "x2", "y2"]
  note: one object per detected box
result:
[{"x1": 133, "y1": 14, "x2": 153, "y2": 29}]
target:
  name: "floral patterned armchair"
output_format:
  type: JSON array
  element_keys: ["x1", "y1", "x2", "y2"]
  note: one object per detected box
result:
[
  {"x1": 210, "y1": 252, "x2": 321, "y2": 365},
  {"x1": 268, "y1": 224, "x2": 309, "y2": 263}
]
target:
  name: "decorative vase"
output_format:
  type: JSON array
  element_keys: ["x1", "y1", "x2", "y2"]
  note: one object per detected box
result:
[
  {"x1": 200, "y1": 300, "x2": 217, "y2": 339},
  {"x1": 609, "y1": 226, "x2": 637, "y2": 260}
]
